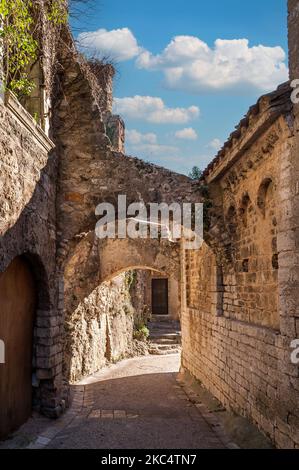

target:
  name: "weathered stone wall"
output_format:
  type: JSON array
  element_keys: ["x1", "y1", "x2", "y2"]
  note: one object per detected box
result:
[
  {"x1": 65, "y1": 272, "x2": 146, "y2": 383},
  {"x1": 288, "y1": 0, "x2": 299, "y2": 80},
  {"x1": 130, "y1": 271, "x2": 152, "y2": 325},
  {"x1": 53, "y1": 37, "x2": 201, "y2": 242},
  {"x1": 52, "y1": 39, "x2": 199, "y2": 383},
  {"x1": 0, "y1": 6, "x2": 71, "y2": 417},
  {"x1": 287, "y1": 0, "x2": 299, "y2": 342},
  {"x1": 64, "y1": 267, "x2": 155, "y2": 383},
  {"x1": 219, "y1": 119, "x2": 284, "y2": 330},
  {"x1": 181, "y1": 106, "x2": 299, "y2": 448},
  {"x1": 1, "y1": 2, "x2": 298, "y2": 441},
  {"x1": 0, "y1": 93, "x2": 65, "y2": 416}
]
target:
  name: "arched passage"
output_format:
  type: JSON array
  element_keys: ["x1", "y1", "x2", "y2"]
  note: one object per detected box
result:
[
  {"x1": 62, "y1": 231, "x2": 181, "y2": 383},
  {"x1": 0, "y1": 256, "x2": 37, "y2": 438},
  {"x1": 63, "y1": 231, "x2": 180, "y2": 315}
]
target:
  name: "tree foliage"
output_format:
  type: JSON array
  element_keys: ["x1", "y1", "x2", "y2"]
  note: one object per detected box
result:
[
  {"x1": 188, "y1": 166, "x2": 202, "y2": 180},
  {"x1": 0, "y1": 0, "x2": 38, "y2": 96},
  {"x1": 0, "y1": 0, "x2": 67, "y2": 97}
]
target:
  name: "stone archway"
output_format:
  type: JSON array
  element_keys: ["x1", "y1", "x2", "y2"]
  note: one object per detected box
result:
[
  {"x1": 62, "y1": 231, "x2": 181, "y2": 382},
  {"x1": 63, "y1": 231, "x2": 180, "y2": 315}
]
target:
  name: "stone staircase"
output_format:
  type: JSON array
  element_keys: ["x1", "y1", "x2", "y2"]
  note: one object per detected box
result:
[{"x1": 148, "y1": 315, "x2": 181, "y2": 355}]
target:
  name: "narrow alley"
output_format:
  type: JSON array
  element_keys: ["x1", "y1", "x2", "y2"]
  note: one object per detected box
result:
[
  {"x1": 1, "y1": 354, "x2": 235, "y2": 449},
  {"x1": 1, "y1": 0, "x2": 299, "y2": 454}
]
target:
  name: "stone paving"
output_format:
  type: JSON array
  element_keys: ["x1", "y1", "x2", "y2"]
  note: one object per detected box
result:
[{"x1": 0, "y1": 354, "x2": 236, "y2": 449}]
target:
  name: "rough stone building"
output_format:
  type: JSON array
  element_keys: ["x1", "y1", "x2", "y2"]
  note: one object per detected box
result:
[
  {"x1": 0, "y1": 0, "x2": 298, "y2": 448},
  {"x1": 0, "y1": 3, "x2": 199, "y2": 437},
  {"x1": 179, "y1": 3, "x2": 299, "y2": 448},
  {"x1": 181, "y1": 81, "x2": 299, "y2": 448}
]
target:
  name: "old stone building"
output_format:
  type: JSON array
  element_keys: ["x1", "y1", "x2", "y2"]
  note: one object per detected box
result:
[
  {"x1": 181, "y1": 81, "x2": 298, "y2": 448},
  {"x1": 0, "y1": 0, "x2": 298, "y2": 448}
]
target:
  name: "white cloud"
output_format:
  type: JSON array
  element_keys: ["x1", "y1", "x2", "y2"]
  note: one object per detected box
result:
[
  {"x1": 207, "y1": 138, "x2": 223, "y2": 151},
  {"x1": 126, "y1": 129, "x2": 157, "y2": 145},
  {"x1": 175, "y1": 127, "x2": 198, "y2": 140},
  {"x1": 136, "y1": 36, "x2": 288, "y2": 92},
  {"x1": 125, "y1": 129, "x2": 179, "y2": 157},
  {"x1": 114, "y1": 96, "x2": 200, "y2": 124},
  {"x1": 78, "y1": 28, "x2": 288, "y2": 92},
  {"x1": 78, "y1": 28, "x2": 141, "y2": 61}
]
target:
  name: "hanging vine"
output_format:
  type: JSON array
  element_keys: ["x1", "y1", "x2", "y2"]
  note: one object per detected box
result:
[{"x1": 0, "y1": 0, "x2": 67, "y2": 97}]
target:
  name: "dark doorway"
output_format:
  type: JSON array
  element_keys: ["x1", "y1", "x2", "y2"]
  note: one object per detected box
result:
[
  {"x1": 0, "y1": 257, "x2": 36, "y2": 439},
  {"x1": 152, "y1": 279, "x2": 168, "y2": 315}
]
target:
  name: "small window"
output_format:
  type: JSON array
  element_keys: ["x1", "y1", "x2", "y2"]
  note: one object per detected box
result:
[
  {"x1": 257, "y1": 178, "x2": 274, "y2": 217},
  {"x1": 272, "y1": 254, "x2": 279, "y2": 270},
  {"x1": 242, "y1": 259, "x2": 249, "y2": 273},
  {"x1": 239, "y1": 193, "x2": 251, "y2": 228}
]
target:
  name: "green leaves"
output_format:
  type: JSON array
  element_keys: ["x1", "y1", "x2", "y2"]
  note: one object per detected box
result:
[
  {"x1": 47, "y1": 0, "x2": 68, "y2": 25},
  {"x1": 1, "y1": 0, "x2": 37, "y2": 96},
  {"x1": 9, "y1": 77, "x2": 36, "y2": 95},
  {"x1": 0, "y1": 0, "x2": 67, "y2": 98},
  {"x1": 188, "y1": 166, "x2": 203, "y2": 180}
]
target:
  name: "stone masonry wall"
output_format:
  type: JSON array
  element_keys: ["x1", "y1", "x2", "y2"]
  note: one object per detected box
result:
[
  {"x1": 0, "y1": 93, "x2": 64, "y2": 416},
  {"x1": 0, "y1": 6, "x2": 71, "y2": 417},
  {"x1": 65, "y1": 272, "x2": 147, "y2": 383},
  {"x1": 218, "y1": 119, "x2": 283, "y2": 330},
  {"x1": 181, "y1": 111, "x2": 299, "y2": 448},
  {"x1": 52, "y1": 38, "x2": 200, "y2": 382},
  {"x1": 130, "y1": 271, "x2": 152, "y2": 325},
  {"x1": 288, "y1": 0, "x2": 299, "y2": 357}
]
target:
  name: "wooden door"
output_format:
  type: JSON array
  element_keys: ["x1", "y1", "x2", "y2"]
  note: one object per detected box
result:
[
  {"x1": 152, "y1": 279, "x2": 168, "y2": 315},
  {"x1": 0, "y1": 257, "x2": 36, "y2": 439}
]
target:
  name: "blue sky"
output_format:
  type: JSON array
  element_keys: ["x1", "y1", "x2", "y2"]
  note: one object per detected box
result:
[{"x1": 71, "y1": 0, "x2": 288, "y2": 175}]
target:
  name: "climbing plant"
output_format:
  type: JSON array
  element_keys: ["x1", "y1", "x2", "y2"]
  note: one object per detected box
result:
[
  {"x1": 188, "y1": 166, "x2": 213, "y2": 231},
  {"x1": 0, "y1": 0, "x2": 67, "y2": 97},
  {"x1": 0, "y1": 0, "x2": 38, "y2": 96},
  {"x1": 47, "y1": 0, "x2": 68, "y2": 25}
]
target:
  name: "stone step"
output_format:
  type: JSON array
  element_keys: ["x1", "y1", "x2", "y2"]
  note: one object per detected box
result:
[
  {"x1": 150, "y1": 331, "x2": 181, "y2": 338},
  {"x1": 149, "y1": 334, "x2": 181, "y2": 344},
  {"x1": 149, "y1": 342, "x2": 180, "y2": 351},
  {"x1": 149, "y1": 346, "x2": 181, "y2": 356},
  {"x1": 149, "y1": 349, "x2": 180, "y2": 356},
  {"x1": 153, "y1": 341, "x2": 180, "y2": 348},
  {"x1": 149, "y1": 342, "x2": 181, "y2": 354},
  {"x1": 150, "y1": 323, "x2": 180, "y2": 327},
  {"x1": 148, "y1": 318, "x2": 182, "y2": 354},
  {"x1": 148, "y1": 322, "x2": 181, "y2": 330},
  {"x1": 150, "y1": 315, "x2": 180, "y2": 323},
  {"x1": 152, "y1": 338, "x2": 181, "y2": 346}
]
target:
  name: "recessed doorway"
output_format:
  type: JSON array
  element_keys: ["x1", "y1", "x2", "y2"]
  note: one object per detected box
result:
[
  {"x1": 0, "y1": 257, "x2": 36, "y2": 438},
  {"x1": 151, "y1": 278, "x2": 168, "y2": 316}
]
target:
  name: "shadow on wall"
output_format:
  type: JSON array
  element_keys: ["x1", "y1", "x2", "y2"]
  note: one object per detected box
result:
[
  {"x1": 0, "y1": 154, "x2": 60, "y2": 424},
  {"x1": 63, "y1": 267, "x2": 167, "y2": 384}
]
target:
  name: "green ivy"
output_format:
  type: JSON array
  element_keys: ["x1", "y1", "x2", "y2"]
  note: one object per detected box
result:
[
  {"x1": 47, "y1": 0, "x2": 68, "y2": 25},
  {"x1": 0, "y1": 0, "x2": 38, "y2": 96},
  {"x1": 0, "y1": 0, "x2": 67, "y2": 97}
]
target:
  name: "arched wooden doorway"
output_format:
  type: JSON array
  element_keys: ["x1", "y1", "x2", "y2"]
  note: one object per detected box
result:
[{"x1": 0, "y1": 257, "x2": 36, "y2": 438}]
